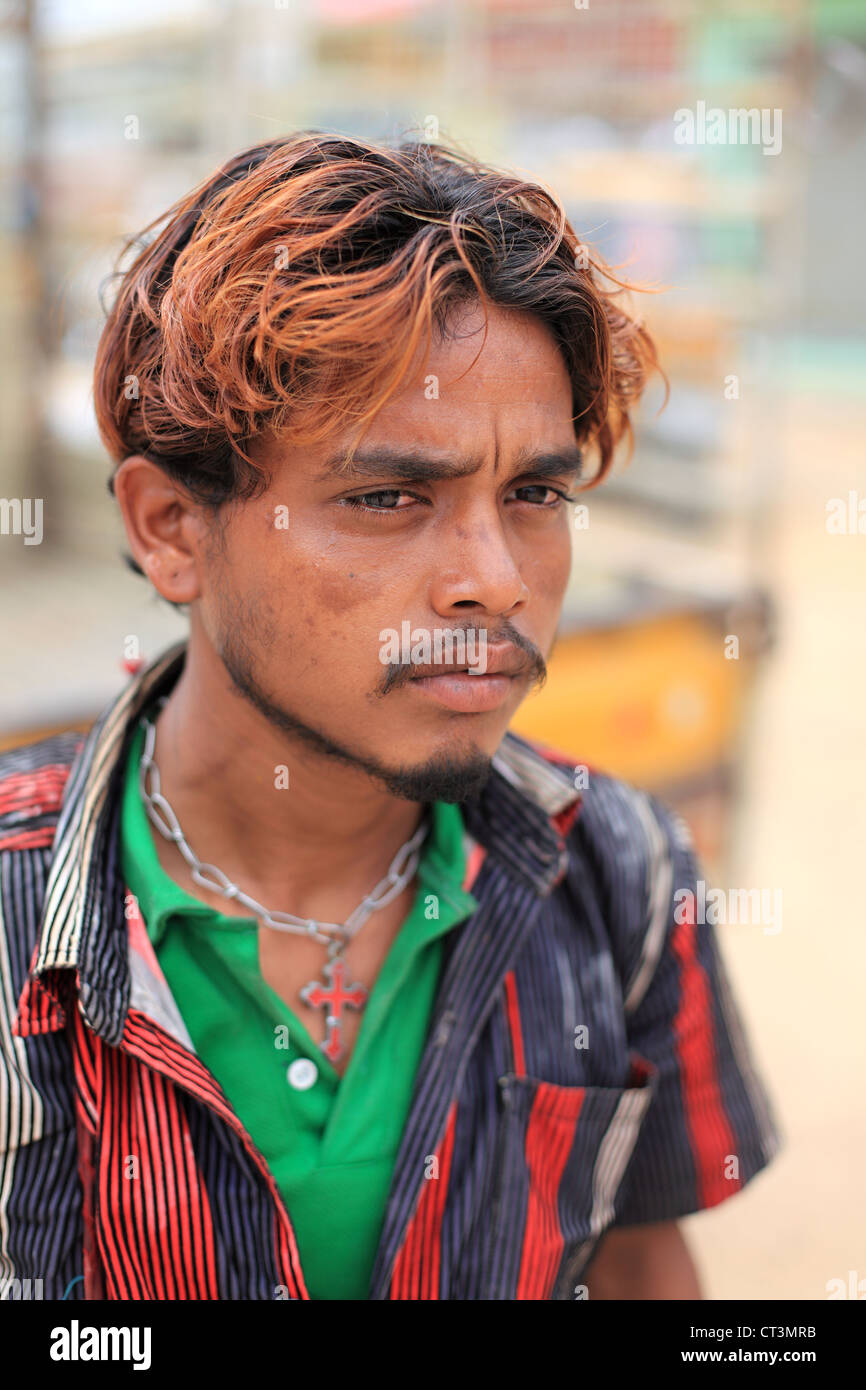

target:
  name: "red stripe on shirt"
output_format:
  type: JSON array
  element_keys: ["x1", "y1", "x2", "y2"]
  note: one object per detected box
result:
[
  {"x1": 462, "y1": 841, "x2": 487, "y2": 893},
  {"x1": 516, "y1": 1083, "x2": 585, "y2": 1300},
  {"x1": 504, "y1": 970, "x2": 526, "y2": 1077},
  {"x1": 390, "y1": 1099, "x2": 458, "y2": 1300},
  {"x1": 97, "y1": 1047, "x2": 142, "y2": 1297},
  {"x1": 671, "y1": 916, "x2": 740, "y2": 1207},
  {"x1": 71, "y1": 1016, "x2": 107, "y2": 1300},
  {"x1": 67, "y1": 1000, "x2": 307, "y2": 1299},
  {"x1": 121, "y1": 1011, "x2": 309, "y2": 1300},
  {"x1": 12, "y1": 968, "x2": 68, "y2": 1037},
  {"x1": 0, "y1": 762, "x2": 70, "y2": 808},
  {"x1": 0, "y1": 827, "x2": 59, "y2": 851}
]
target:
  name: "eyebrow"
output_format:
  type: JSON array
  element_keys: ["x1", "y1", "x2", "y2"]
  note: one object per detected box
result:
[{"x1": 319, "y1": 445, "x2": 584, "y2": 485}]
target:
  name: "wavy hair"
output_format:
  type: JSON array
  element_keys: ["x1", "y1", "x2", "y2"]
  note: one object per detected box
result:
[{"x1": 96, "y1": 131, "x2": 665, "y2": 536}]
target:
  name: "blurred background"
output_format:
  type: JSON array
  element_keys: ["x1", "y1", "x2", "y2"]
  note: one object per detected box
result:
[{"x1": 1, "y1": 0, "x2": 864, "y2": 1298}]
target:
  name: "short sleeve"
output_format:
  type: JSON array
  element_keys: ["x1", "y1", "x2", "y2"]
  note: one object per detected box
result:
[{"x1": 611, "y1": 793, "x2": 782, "y2": 1227}]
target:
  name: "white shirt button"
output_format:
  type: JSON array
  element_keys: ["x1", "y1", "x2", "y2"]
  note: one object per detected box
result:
[{"x1": 287, "y1": 1058, "x2": 318, "y2": 1091}]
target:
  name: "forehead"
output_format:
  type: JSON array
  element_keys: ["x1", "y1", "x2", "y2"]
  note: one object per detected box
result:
[
  {"x1": 252, "y1": 303, "x2": 577, "y2": 484},
  {"x1": 399, "y1": 301, "x2": 570, "y2": 407},
  {"x1": 351, "y1": 303, "x2": 576, "y2": 461}
]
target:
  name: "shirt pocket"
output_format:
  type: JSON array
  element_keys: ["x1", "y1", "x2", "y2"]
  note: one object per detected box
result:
[{"x1": 487, "y1": 1051, "x2": 658, "y2": 1300}]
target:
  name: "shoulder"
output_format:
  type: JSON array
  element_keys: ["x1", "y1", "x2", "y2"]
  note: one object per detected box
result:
[
  {"x1": 0, "y1": 730, "x2": 86, "y2": 853},
  {"x1": 528, "y1": 736, "x2": 695, "y2": 871},
  {"x1": 0, "y1": 732, "x2": 84, "y2": 1030},
  {"x1": 573, "y1": 766, "x2": 696, "y2": 881},
  {"x1": 531, "y1": 740, "x2": 698, "y2": 1008}
]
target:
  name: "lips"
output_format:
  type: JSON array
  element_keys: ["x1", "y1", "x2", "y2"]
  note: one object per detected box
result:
[
  {"x1": 408, "y1": 644, "x2": 529, "y2": 681},
  {"x1": 410, "y1": 672, "x2": 516, "y2": 713},
  {"x1": 407, "y1": 644, "x2": 529, "y2": 713}
]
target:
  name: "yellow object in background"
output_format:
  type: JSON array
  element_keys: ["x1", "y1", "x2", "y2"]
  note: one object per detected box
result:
[
  {"x1": 510, "y1": 590, "x2": 774, "y2": 877},
  {"x1": 512, "y1": 611, "x2": 749, "y2": 788}
]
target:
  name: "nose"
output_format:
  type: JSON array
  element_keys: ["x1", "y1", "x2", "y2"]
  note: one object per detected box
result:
[{"x1": 429, "y1": 507, "x2": 529, "y2": 618}]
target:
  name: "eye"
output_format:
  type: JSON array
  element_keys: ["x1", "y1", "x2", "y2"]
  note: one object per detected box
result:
[
  {"x1": 509, "y1": 484, "x2": 577, "y2": 507},
  {"x1": 339, "y1": 489, "x2": 425, "y2": 514}
]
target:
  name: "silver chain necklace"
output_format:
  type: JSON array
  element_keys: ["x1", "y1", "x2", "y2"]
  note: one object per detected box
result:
[{"x1": 137, "y1": 700, "x2": 429, "y2": 1063}]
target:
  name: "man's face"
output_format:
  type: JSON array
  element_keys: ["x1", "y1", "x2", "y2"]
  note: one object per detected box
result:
[{"x1": 197, "y1": 301, "x2": 578, "y2": 801}]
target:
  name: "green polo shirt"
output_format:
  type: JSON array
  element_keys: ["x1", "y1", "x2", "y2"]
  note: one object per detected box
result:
[{"x1": 120, "y1": 714, "x2": 478, "y2": 1300}]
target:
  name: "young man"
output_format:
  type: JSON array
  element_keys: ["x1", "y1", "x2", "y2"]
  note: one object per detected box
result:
[{"x1": 0, "y1": 133, "x2": 779, "y2": 1301}]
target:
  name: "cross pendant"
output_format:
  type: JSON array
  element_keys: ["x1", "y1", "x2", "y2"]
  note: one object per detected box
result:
[{"x1": 299, "y1": 953, "x2": 368, "y2": 1065}]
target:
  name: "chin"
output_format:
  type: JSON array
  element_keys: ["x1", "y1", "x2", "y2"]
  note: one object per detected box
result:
[{"x1": 372, "y1": 747, "x2": 495, "y2": 804}]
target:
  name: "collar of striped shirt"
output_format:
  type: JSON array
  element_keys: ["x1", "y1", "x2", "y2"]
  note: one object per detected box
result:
[{"x1": 21, "y1": 639, "x2": 582, "y2": 1050}]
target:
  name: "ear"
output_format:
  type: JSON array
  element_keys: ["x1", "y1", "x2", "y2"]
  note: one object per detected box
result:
[{"x1": 111, "y1": 456, "x2": 205, "y2": 605}]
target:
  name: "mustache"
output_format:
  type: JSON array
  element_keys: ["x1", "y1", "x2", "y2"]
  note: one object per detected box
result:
[{"x1": 376, "y1": 621, "x2": 548, "y2": 697}]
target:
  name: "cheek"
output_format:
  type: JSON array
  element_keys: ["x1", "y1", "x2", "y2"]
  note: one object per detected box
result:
[
  {"x1": 310, "y1": 559, "x2": 390, "y2": 618},
  {"x1": 524, "y1": 525, "x2": 572, "y2": 603},
  {"x1": 264, "y1": 545, "x2": 401, "y2": 680}
]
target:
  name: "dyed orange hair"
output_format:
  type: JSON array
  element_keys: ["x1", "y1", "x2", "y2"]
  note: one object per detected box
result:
[{"x1": 96, "y1": 131, "x2": 664, "y2": 521}]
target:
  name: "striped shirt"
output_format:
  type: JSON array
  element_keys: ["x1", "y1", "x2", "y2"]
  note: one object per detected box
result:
[{"x1": 0, "y1": 640, "x2": 781, "y2": 1300}]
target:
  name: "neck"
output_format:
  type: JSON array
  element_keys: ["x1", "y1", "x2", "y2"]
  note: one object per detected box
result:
[{"x1": 146, "y1": 647, "x2": 426, "y2": 924}]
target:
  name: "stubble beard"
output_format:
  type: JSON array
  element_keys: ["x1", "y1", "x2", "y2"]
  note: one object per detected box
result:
[{"x1": 215, "y1": 614, "x2": 495, "y2": 805}]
